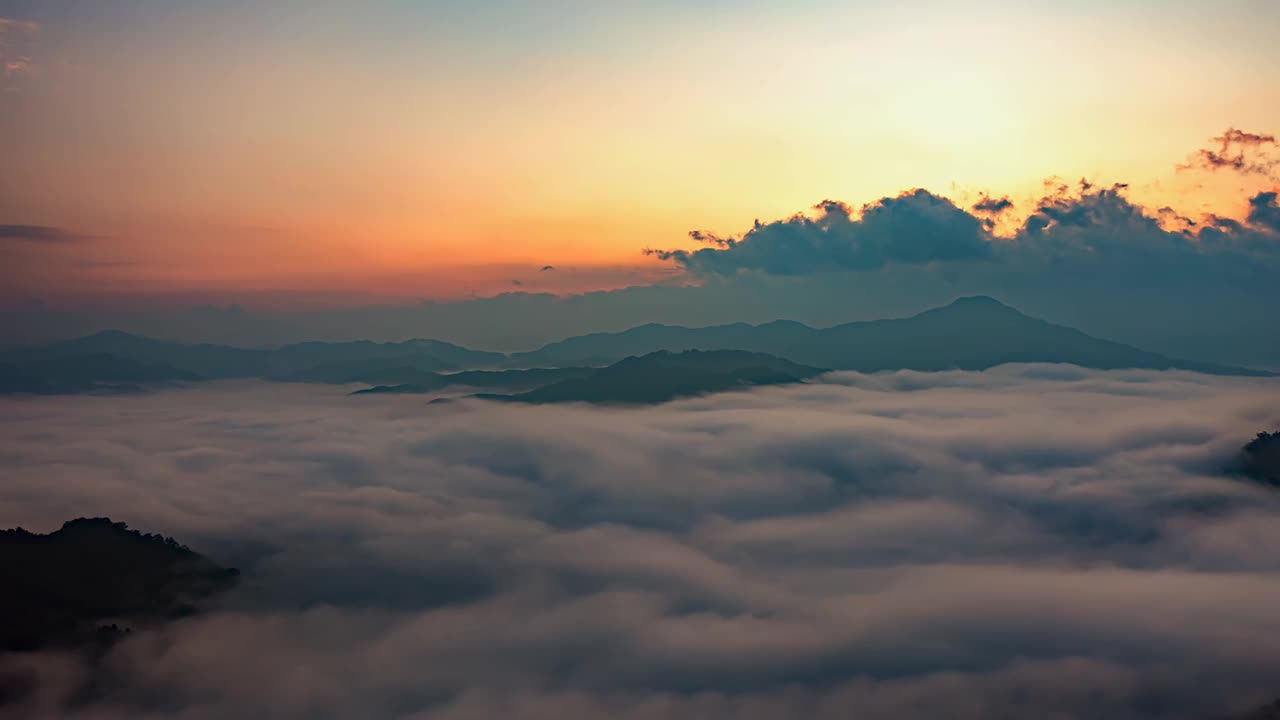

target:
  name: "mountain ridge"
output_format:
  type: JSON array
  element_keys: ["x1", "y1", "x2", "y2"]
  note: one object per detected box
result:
[
  {"x1": 472, "y1": 349, "x2": 829, "y2": 405},
  {"x1": 507, "y1": 296, "x2": 1270, "y2": 376},
  {"x1": 1, "y1": 297, "x2": 1270, "y2": 394}
]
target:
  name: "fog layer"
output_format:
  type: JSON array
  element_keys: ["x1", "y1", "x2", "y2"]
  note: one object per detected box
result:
[{"x1": 2, "y1": 368, "x2": 1279, "y2": 719}]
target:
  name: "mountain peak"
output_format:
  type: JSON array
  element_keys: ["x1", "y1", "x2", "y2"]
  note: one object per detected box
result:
[
  {"x1": 946, "y1": 295, "x2": 1012, "y2": 310},
  {"x1": 919, "y1": 295, "x2": 1023, "y2": 319}
]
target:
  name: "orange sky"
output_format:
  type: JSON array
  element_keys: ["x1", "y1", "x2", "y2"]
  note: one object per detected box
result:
[{"x1": 1, "y1": 1, "x2": 1277, "y2": 305}]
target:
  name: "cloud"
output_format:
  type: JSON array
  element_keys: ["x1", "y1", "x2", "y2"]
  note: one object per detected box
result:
[
  {"x1": 541, "y1": 265, "x2": 556, "y2": 271},
  {"x1": 1156, "y1": 206, "x2": 1196, "y2": 230},
  {"x1": 647, "y1": 190, "x2": 993, "y2": 275},
  {"x1": 0, "y1": 225, "x2": 84, "y2": 243},
  {"x1": 1014, "y1": 181, "x2": 1187, "y2": 256},
  {"x1": 970, "y1": 193, "x2": 1014, "y2": 232},
  {"x1": 3, "y1": 56, "x2": 31, "y2": 78},
  {"x1": 0, "y1": 17, "x2": 40, "y2": 88},
  {"x1": 1246, "y1": 191, "x2": 1280, "y2": 234},
  {"x1": 646, "y1": 177, "x2": 1280, "y2": 284},
  {"x1": 0, "y1": 18, "x2": 40, "y2": 33},
  {"x1": 647, "y1": 166, "x2": 1280, "y2": 280},
  {"x1": 1178, "y1": 127, "x2": 1278, "y2": 178},
  {"x1": 5, "y1": 206, "x2": 1280, "y2": 366},
  {"x1": 1, "y1": 370, "x2": 1279, "y2": 717},
  {"x1": 970, "y1": 194, "x2": 1014, "y2": 216}
]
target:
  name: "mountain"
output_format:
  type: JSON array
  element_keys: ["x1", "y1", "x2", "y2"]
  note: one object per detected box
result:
[
  {"x1": 0, "y1": 353, "x2": 199, "y2": 394},
  {"x1": 4, "y1": 298, "x2": 1270, "y2": 395},
  {"x1": 508, "y1": 296, "x2": 1271, "y2": 376},
  {"x1": 269, "y1": 353, "x2": 461, "y2": 384},
  {"x1": 0, "y1": 332, "x2": 507, "y2": 393},
  {"x1": 268, "y1": 338, "x2": 504, "y2": 374},
  {"x1": 0, "y1": 518, "x2": 239, "y2": 652},
  {"x1": 353, "y1": 367, "x2": 596, "y2": 395},
  {"x1": 476, "y1": 349, "x2": 828, "y2": 405},
  {"x1": 1237, "y1": 431, "x2": 1280, "y2": 486}
]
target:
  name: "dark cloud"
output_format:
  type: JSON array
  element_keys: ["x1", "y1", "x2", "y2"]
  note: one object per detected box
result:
[
  {"x1": 642, "y1": 179, "x2": 1280, "y2": 307},
  {"x1": 1246, "y1": 191, "x2": 1280, "y2": 233},
  {"x1": 970, "y1": 194, "x2": 1014, "y2": 216},
  {"x1": 0, "y1": 224, "x2": 81, "y2": 243},
  {"x1": 540, "y1": 265, "x2": 556, "y2": 271},
  {"x1": 1156, "y1": 206, "x2": 1196, "y2": 229},
  {"x1": 1178, "y1": 127, "x2": 1278, "y2": 177},
  {"x1": 1221, "y1": 129, "x2": 1278, "y2": 146},
  {"x1": 1021, "y1": 182, "x2": 1131, "y2": 231},
  {"x1": 1013, "y1": 182, "x2": 1191, "y2": 258},
  {"x1": 648, "y1": 190, "x2": 992, "y2": 275},
  {"x1": 1, "y1": 370, "x2": 1279, "y2": 717},
  {"x1": 647, "y1": 174, "x2": 1280, "y2": 283}
]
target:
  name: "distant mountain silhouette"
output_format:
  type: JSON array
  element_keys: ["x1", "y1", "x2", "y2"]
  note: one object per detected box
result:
[
  {"x1": 1236, "y1": 431, "x2": 1280, "y2": 486},
  {"x1": 18, "y1": 331, "x2": 503, "y2": 376},
  {"x1": 507, "y1": 296, "x2": 1271, "y2": 376},
  {"x1": 0, "y1": 518, "x2": 238, "y2": 652},
  {"x1": 353, "y1": 367, "x2": 596, "y2": 395},
  {"x1": 473, "y1": 349, "x2": 827, "y2": 404},
  {"x1": 271, "y1": 353, "x2": 464, "y2": 384},
  {"x1": 0, "y1": 353, "x2": 198, "y2": 394},
  {"x1": 4, "y1": 298, "x2": 1270, "y2": 394},
  {"x1": 0, "y1": 332, "x2": 506, "y2": 393}
]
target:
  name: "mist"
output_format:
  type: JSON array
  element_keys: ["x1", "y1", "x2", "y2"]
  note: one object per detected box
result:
[{"x1": 2, "y1": 367, "x2": 1279, "y2": 719}]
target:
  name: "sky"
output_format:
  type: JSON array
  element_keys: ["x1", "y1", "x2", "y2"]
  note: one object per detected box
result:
[
  {"x1": 2, "y1": 0, "x2": 1279, "y2": 305},
  {"x1": 4, "y1": 7, "x2": 1280, "y2": 714}
]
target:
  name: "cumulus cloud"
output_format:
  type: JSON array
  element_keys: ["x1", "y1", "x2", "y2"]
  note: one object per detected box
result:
[
  {"x1": 1012, "y1": 181, "x2": 1218, "y2": 261},
  {"x1": 2, "y1": 370, "x2": 1280, "y2": 718},
  {"x1": 1246, "y1": 191, "x2": 1280, "y2": 234},
  {"x1": 647, "y1": 170, "x2": 1280, "y2": 286},
  {"x1": 647, "y1": 190, "x2": 992, "y2": 275}
]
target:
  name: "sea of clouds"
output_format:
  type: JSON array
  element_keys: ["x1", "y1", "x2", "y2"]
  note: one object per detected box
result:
[{"x1": 2, "y1": 367, "x2": 1279, "y2": 719}]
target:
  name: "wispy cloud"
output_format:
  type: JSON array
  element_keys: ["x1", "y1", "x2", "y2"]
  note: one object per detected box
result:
[
  {"x1": 0, "y1": 18, "x2": 41, "y2": 33},
  {"x1": 0, "y1": 224, "x2": 87, "y2": 243},
  {"x1": 0, "y1": 16, "x2": 40, "y2": 88},
  {"x1": 3, "y1": 56, "x2": 32, "y2": 77},
  {"x1": 971, "y1": 194, "x2": 1014, "y2": 216},
  {"x1": 1178, "y1": 127, "x2": 1278, "y2": 178}
]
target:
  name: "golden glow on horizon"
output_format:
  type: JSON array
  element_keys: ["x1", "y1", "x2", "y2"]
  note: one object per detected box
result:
[{"x1": 1, "y1": 2, "x2": 1277, "y2": 301}]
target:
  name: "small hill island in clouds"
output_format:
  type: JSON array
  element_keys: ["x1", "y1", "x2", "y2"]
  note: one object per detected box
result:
[
  {"x1": 5, "y1": 2, "x2": 1280, "y2": 718},
  {"x1": 0, "y1": 519, "x2": 238, "y2": 653},
  {"x1": 1238, "y1": 431, "x2": 1280, "y2": 486},
  {"x1": 472, "y1": 349, "x2": 828, "y2": 404}
]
